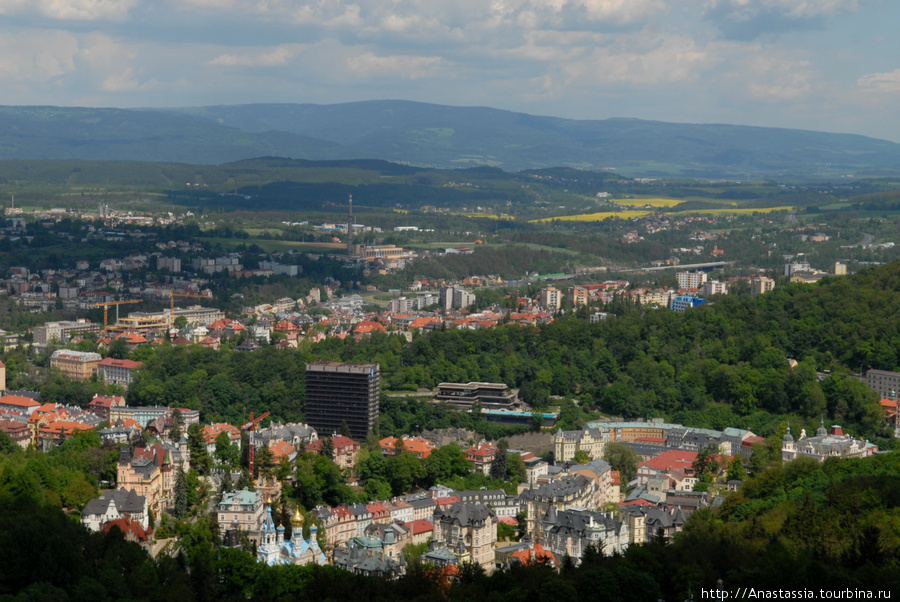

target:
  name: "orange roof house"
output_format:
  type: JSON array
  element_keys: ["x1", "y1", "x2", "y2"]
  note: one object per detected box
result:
[
  {"x1": 380, "y1": 436, "x2": 438, "y2": 459},
  {"x1": 268, "y1": 440, "x2": 296, "y2": 463}
]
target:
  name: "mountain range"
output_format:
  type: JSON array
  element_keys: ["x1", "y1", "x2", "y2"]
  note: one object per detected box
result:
[{"x1": 0, "y1": 101, "x2": 898, "y2": 178}]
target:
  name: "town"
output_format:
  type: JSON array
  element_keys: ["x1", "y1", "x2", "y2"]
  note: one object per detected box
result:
[{"x1": 1, "y1": 177, "x2": 899, "y2": 600}]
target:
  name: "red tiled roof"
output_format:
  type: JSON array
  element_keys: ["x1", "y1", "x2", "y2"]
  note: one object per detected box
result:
[
  {"x1": 98, "y1": 358, "x2": 143, "y2": 369},
  {"x1": 102, "y1": 516, "x2": 148, "y2": 542},
  {"x1": 640, "y1": 450, "x2": 699, "y2": 472},
  {"x1": 511, "y1": 543, "x2": 558, "y2": 567},
  {"x1": 405, "y1": 519, "x2": 434, "y2": 535},
  {"x1": 269, "y1": 440, "x2": 295, "y2": 461},
  {"x1": 0, "y1": 395, "x2": 40, "y2": 409}
]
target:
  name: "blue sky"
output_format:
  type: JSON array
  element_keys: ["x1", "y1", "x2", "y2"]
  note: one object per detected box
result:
[{"x1": 1, "y1": 0, "x2": 899, "y2": 142}]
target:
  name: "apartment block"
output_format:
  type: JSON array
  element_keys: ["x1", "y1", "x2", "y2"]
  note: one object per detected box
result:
[{"x1": 305, "y1": 362, "x2": 381, "y2": 441}]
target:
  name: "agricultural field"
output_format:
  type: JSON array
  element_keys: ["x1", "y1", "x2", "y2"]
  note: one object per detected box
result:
[
  {"x1": 670, "y1": 206, "x2": 794, "y2": 216},
  {"x1": 613, "y1": 197, "x2": 686, "y2": 208},
  {"x1": 530, "y1": 210, "x2": 651, "y2": 223}
]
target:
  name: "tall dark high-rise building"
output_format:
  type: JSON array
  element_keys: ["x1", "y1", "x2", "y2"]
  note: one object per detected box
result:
[{"x1": 304, "y1": 361, "x2": 380, "y2": 441}]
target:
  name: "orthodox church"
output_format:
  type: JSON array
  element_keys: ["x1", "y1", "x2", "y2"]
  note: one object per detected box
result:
[{"x1": 256, "y1": 504, "x2": 328, "y2": 566}]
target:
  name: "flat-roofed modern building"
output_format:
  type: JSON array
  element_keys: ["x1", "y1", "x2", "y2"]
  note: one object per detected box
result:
[
  {"x1": 435, "y1": 382, "x2": 518, "y2": 410},
  {"x1": 305, "y1": 362, "x2": 380, "y2": 441}
]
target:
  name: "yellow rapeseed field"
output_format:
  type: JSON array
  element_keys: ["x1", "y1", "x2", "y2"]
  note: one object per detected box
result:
[
  {"x1": 671, "y1": 206, "x2": 794, "y2": 215},
  {"x1": 530, "y1": 210, "x2": 652, "y2": 223}
]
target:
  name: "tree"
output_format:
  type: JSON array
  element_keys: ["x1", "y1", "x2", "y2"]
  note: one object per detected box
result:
[
  {"x1": 692, "y1": 445, "x2": 720, "y2": 482},
  {"x1": 255, "y1": 445, "x2": 275, "y2": 480},
  {"x1": 187, "y1": 423, "x2": 211, "y2": 475},
  {"x1": 572, "y1": 449, "x2": 591, "y2": 464},
  {"x1": 107, "y1": 337, "x2": 130, "y2": 360},
  {"x1": 170, "y1": 409, "x2": 184, "y2": 442},
  {"x1": 603, "y1": 442, "x2": 639, "y2": 485},
  {"x1": 726, "y1": 456, "x2": 747, "y2": 482},
  {"x1": 363, "y1": 478, "x2": 393, "y2": 501},
  {"x1": 508, "y1": 452, "x2": 527, "y2": 484},
  {"x1": 320, "y1": 437, "x2": 335, "y2": 460},
  {"x1": 490, "y1": 442, "x2": 509, "y2": 481},
  {"x1": 338, "y1": 421, "x2": 352, "y2": 438},
  {"x1": 215, "y1": 432, "x2": 239, "y2": 468},
  {"x1": 174, "y1": 468, "x2": 188, "y2": 518}
]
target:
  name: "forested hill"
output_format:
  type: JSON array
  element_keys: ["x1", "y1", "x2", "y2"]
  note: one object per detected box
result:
[
  {"x1": 112, "y1": 261, "x2": 900, "y2": 445},
  {"x1": 1, "y1": 102, "x2": 899, "y2": 177}
]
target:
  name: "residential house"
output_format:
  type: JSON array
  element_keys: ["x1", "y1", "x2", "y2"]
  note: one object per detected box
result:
[
  {"x1": 81, "y1": 488, "x2": 149, "y2": 532},
  {"x1": 217, "y1": 489, "x2": 266, "y2": 545},
  {"x1": 541, "y1": 507, "x2": 629, "y2": 560},
  {"x1": 553, "y1": 427, "x2": 607, "y2": 463},
  {"x1": 307, "y1": 435, "x2": 359, "y2": 470},
  {"x1": 464, "y1": 441, "x2": 498, "y2": 475},
  {"x1": 431, "y1": 502, "x2": 498, "y2": 570}
]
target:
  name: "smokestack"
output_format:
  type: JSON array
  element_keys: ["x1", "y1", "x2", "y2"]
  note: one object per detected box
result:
[{"x1": 347, "y1": 193, "x2": 354, "y2": 257}]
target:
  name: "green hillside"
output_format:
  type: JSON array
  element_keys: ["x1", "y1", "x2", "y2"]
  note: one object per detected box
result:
[{"x1": 0, "y1": 102, "x2": 899, "y2": 177}]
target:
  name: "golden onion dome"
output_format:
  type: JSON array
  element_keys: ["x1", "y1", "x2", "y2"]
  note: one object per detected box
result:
[{"x1": 291, "y1": 508, "x2": 305, "y2": 528}]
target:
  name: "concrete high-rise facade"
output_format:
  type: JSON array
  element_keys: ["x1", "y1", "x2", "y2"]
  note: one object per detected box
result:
[
  {"x1": 750, "y1": 276, "x2": 775, "y2": 297},
  {"x1": 305, "y1": 362, "x2": 380, "y2": 441}
]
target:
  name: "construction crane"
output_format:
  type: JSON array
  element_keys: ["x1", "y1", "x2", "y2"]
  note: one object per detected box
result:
[
  {"x1": 241, "y1": 411, "x2": 271, "y2": 432},
  {"x1": 242, "y1": 411, "x2": 271, "y2": 477},
  {"x1": 93, "y1": 299, "x2": 143, "y2": 332},
  {"x1": 166, "y1": 290, "x2": 212, "y2": 328}
]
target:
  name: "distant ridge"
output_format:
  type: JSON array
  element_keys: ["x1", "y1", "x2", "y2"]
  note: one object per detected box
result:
[{"x1": 0, "y1": 101, "x2": 898, "y2": 177}]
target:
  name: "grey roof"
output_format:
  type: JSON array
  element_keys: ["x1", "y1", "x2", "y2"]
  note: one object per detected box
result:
[
  {"x1": 433, "y1": 502, "x2": 495, "y2": 528},
  {"x1": 333, "y1": 546, "x2": 402, "y2": 575},
  {"x1": 407, "y1": 497, "x2": 436, "y2": 509},
  {"x1": 555, "y1": 427, "x2": 604, "y2": 442},
  {"x1": 422, "y1": 548, "x2": 458, "y2": 563},
  {"x1": 349, "y1": 503, "x2": 372, "y2": 518},
  {"x1": 645, "y1": 506, "x2": 685, "y2": 529},
  {"x1": 576, "y1": 458, "x2": 611, "y2": 475},
  {"x1": 520, "y1": 475, "x2": 592, "y2": 502},
  {"x1": 545, "y1": 508, "x2": 625, "y2": 538},
  {"x1": 82, "y1": 488, "x2": 145, "y2": 517}
]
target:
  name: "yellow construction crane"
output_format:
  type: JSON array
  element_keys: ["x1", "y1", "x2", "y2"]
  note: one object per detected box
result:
[
  {"x1": 93, "y1": 299, "x2": 143, "y2": 332},
  {"x1": 167, "y1": 291, "x2": 212, "y2": 328}
]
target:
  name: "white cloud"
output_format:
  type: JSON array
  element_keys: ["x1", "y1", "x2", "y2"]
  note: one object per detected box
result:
[
  {"x1": 730, "y1": 51, "x2": 816, "y2": 100},
  {"x1": 0, "y1": 30, "x2": 79, "y2": 81},
  {"x1": 346, "y1": 51, "x2": 442, "y2": 79},
  {"x1": 506, "y1": 32, "x2": 716, "y2": 86},
  {"x1": 0, "y1": 0, "x2": 137, "y2": 21},
  {"x1": 208, "y1": 44, "x2": 306, "y2": 67},
  {"x1": 77, "y1": 33, "x2": 140, "y2": 91},
  {"x1": 291, "y1": 1, "x2": 364, "y2": 27},
  {"x1": 857, "y1": 69, "x2": 900, "y2": 95},
  {"x1": 704, "y1": 0, "x2": 863, "y2": 20}
]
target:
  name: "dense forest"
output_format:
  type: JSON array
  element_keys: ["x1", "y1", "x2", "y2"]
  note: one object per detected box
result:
[{"x1": 1, "y1": 432, "x2": 897, "y2": 601}]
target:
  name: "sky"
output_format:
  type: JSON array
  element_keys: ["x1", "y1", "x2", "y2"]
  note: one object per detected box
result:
[{"x1": 0, "y1": 0, "x2": 899, "y2": 142}]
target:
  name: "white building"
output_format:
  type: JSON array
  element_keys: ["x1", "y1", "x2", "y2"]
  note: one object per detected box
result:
[
  {"x1": 540, "y1": 286, "x2": 561, "y2": 310},
  {"x1": 81, "y1": 488, "x2": 149, "y2": 532},
  {"x1": 676, "y1": 271, "x2": 707, "y2": 290}
]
